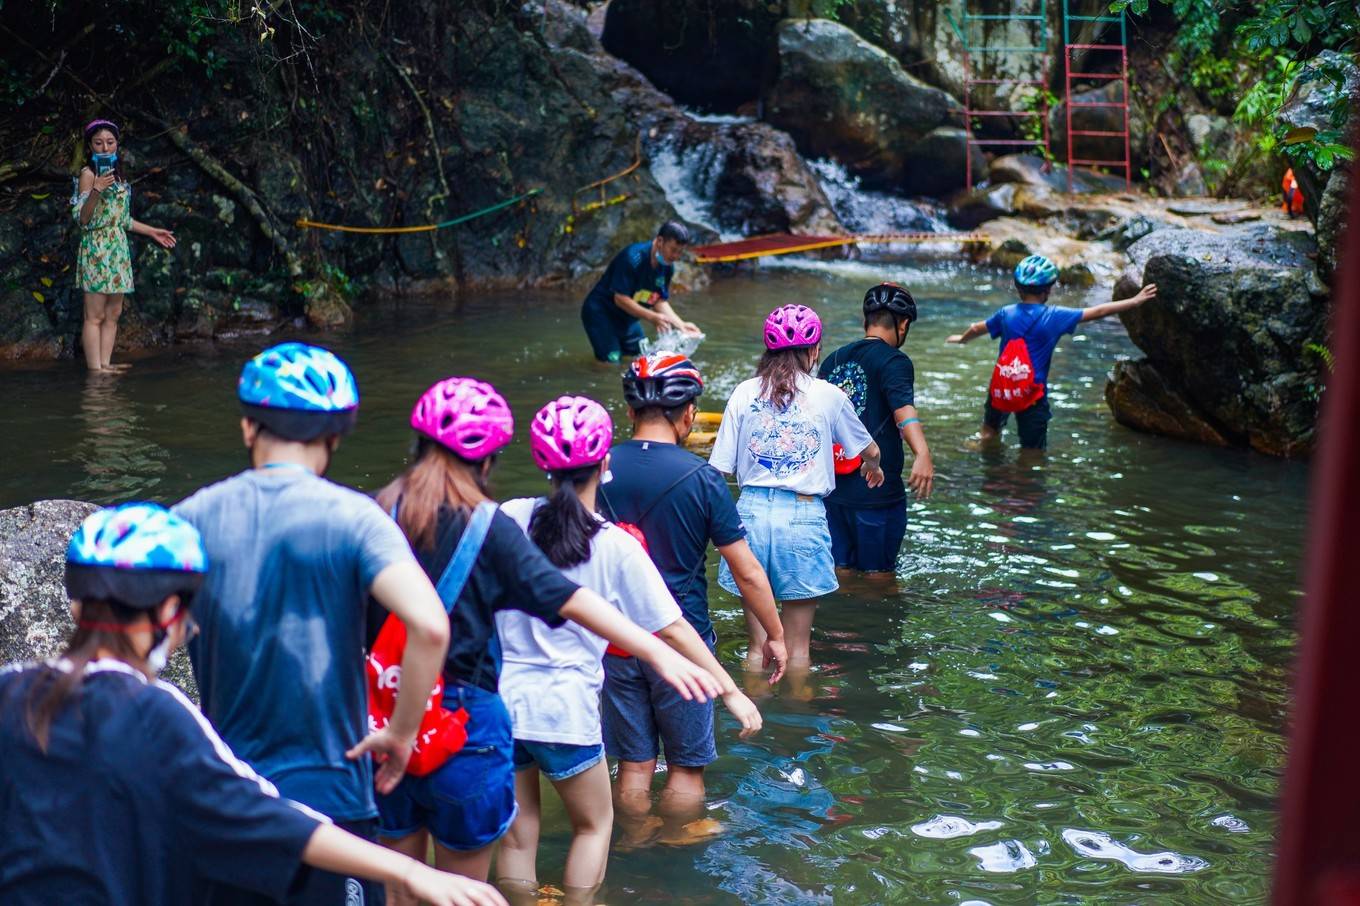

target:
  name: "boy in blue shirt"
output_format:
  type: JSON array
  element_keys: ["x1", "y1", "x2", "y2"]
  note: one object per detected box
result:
[
  {"x1": 948, "y1": 255, "x2": 1157, "y2": 450},
  {"x1": 580, "y1": 221, "x2": 700, "y2": 362}
]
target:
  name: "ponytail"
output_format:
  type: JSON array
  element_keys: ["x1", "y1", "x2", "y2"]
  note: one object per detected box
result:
[
  {"x1": 25, "y1": 599, "x2": 143, "y2": 751},
  {"x1": 756, "y1": 347, "x2": 815, "y2": 411},
  {"x1": 527, "y1": 465, "x2": 603, "y2": 569}
]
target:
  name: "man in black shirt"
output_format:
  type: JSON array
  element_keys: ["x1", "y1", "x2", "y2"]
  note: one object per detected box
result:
[{"x1": 818, "y1": 283, "x2": 935, "y2": 574}]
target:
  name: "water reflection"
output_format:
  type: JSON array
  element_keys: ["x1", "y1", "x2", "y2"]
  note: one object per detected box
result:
[{"x1": 70, "y1": 370, "x2": 168, "y2": 500}]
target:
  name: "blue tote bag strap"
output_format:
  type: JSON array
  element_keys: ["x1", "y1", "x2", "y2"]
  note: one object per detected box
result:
[{"x1": 434, "y1": 501, "x2": 497, "y2": 614}]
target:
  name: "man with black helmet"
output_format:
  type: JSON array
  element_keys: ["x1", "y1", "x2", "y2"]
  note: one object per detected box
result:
[
  {"x1": 819, "y1": 283, "x2": 934, "y2": 575},
  {"x1": 598, "y1": 352, "x2": 786, "y2": 826},
  {"x1": 580, "y1": 221, "x2": 701, "y2": 363}
]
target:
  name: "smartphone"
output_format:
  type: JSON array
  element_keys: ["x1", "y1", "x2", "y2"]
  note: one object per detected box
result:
[{"x1": 96, "y1": 161, "x2": 115, "y2": 177}]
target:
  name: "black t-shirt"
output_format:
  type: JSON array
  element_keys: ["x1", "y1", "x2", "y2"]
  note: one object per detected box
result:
[
  {"x1": 819, "y1": 338, "x2": 916, "y2": 507},
  {"x1": 598, "y1": 440, "x2": 745, "y2": 640},
  {"x1": 368, "y1": 505, "x2": 579, "y2": 692},
  {"x1": 583, "y1": 241, "x2": 673, "y2": 324},
  {"x1": 0, "y1": 661, "x2": 320, "y2": 906}
]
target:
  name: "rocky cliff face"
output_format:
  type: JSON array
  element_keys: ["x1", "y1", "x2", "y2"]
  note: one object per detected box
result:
[{"x1": 0, "y1": 1, "x2": 682, "y2": 361}]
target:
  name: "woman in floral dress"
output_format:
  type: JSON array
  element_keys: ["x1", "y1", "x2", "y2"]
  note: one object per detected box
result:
[{"x1": 73, "y1": 119, "x2": 176, "y2": 371}]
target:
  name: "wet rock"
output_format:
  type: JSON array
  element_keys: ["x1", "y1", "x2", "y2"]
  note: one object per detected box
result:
[
  {"x1": 304, "y1": 287, "x2": 355, "y2": 330},
  {"x1": 947, "y1": 183, "x2": 1019, "y2": 230},
  {"x1": 1059, "y1": 263, "x2": 1096, "y2": 287},
  {"x1": 988, "y1": 238, "x2": 1032, "y2": 270},
  {"x1": 1098, "y1": 214, "x2": 1158, "y2": 251},
  {"x1": 1276, "y1": 50, "x2": 1358, "y2": 281},
  {"x1": 645, "y1": 117, "x2": 843, "y2": 237},
  {"x1": 902, "y1": 127, "x2": 987, "y2": 197},
  {"x1": 763, "y1": 18, "x2": 961, "y2": 193},
  {"x1": 1105, "y1": 224, "x2": 1327, "y2": 457},
  {"x1": 1186, "y1": 114, "x2": 1233, "y2": 160},
  {"x1": 0, "y1": 500, "x2": 198, "y2": 697},
  {"x1": 988, "y1": 153, "x2": 1127, "y2": 194},
  {"x1": 1170, "y1": 162, "x2": 1208, "y2": 197}
]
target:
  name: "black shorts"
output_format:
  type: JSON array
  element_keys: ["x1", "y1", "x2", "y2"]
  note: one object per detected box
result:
[{"x1": 984, "y1": 396, "x2": 1053, "y2": 450}]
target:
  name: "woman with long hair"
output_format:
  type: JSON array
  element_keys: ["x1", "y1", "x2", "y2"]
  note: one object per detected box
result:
[
  {"x1": 72, "y1": 118, "x2": 176, "y2": 371},
  {"x1": 372, "y1": 378, "x2": 724, "y2": 901},
  {"x1": 709, "y1": 305, "x2": 885, "y2": 666},
  {"x1": 0, "y1": 503, "x2": 506, "y2": 906},
  {"x1": 494, "y1": 396, "x2": 761, "y2": 904}
]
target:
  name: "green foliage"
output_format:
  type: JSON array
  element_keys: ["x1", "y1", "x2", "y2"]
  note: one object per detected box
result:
[
  {"x1": 1112, "y1": 0, "x2": 1359, "y2": 171},
  {"x1": 294, "y1": 262, "x2": 354, "y2": 301}
]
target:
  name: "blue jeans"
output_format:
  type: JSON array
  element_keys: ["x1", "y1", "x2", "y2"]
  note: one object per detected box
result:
[
  {"x1": 375, "y1": 683, "x2": 516, "y2": 852},
  {"x1": 719, "y1": 487, "x2": 838, "y2": 600},
  {"x1": 984, "y1": 396, "x2": 1053, "y2": 449},
  {"x1": 826, "y1": 500, "x2": 907, "y2": 572}
]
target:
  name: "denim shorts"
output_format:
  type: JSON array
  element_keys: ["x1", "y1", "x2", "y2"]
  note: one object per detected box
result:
[
  {"x1": 984, "y1": 395, "x2": 1053, "y2": 449},
  {"x1": 512, "y1": 740, "x2": 605, "y2": 782},
  {"x1": 375, "y1": 683, "x2": 517, "y2": 852},
  {"x1": 602, "y1": 630, "x2": 717, "y2": 767},
  {"x1": 826, "y1": 500, "x2": 907, "y2": 573},
  {"x1": 719, "y1": 487, "x2": 838, "y2": 600}
]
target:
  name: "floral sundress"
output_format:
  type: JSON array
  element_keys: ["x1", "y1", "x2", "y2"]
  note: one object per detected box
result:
[{"x1": 71, "y1": 177, "x2": 134, "y2": 294}]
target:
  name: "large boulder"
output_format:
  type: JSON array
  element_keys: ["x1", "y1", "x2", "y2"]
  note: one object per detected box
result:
[
  {"x1": 1104, "y1": 224, "x2": 1328, "y2": 457},
  {"x1": 1276, "y1": 50, "x2": 1359, "y2": 282},
  {"x1": 0, "y1": 500, "x2": 198, "y2": 697},
  {"x1": 645, "y1": 117, "x2": 844, "y2": 237},
  {"x1": 762, "y1": 18, "x2": 962, "y2": 193},
  {"x1": 1047, "y1": 81, "x2": 1149, "y2": 178}
]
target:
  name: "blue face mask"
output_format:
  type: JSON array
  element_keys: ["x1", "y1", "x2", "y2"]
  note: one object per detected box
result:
[
  {"x1": 92, "y1": 151, "x2": 118, "y2": 175},
  {"x1": 655, "y1": 246, "x2": 669, "y2": 267}
]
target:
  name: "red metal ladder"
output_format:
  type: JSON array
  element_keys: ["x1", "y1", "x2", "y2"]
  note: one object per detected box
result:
[
  {"x1": 1062, "y1": 1, "x2": 1131, "y2": 190},
  {"x1": 945, "y1": 2, "x2": 1052, "y2": 192}
]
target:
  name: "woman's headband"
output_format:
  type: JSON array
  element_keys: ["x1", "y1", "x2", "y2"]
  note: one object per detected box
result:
[{"x1": 84, "y1": 119, "x2": 120, "y2": 138}]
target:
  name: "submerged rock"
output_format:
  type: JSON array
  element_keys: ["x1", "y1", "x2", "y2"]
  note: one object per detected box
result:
[
  {"x1": 763, "y1": 19, "x2": 962, "y2": 194},
  {"x1": 1105, "y1": 224, "x2": 1327, "y2": 457},
  {"x1": 0, "y1": 500, "x2": 198, "y2": 697}
]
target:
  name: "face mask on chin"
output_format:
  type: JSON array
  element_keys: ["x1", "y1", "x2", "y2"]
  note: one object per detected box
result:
[
  {"x1": 655, "y1": 248, "x2": 669, "y2": 267},
  {"x1": 145, "y1": 629, "x2": 172, "y2": 676}
]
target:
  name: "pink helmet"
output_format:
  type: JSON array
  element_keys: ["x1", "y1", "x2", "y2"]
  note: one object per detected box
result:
[
  {"x1": 530, "y1": 396, "x2": 613, "y2": 472},
  {"x1": 764, "y1": 304, "x2": 822, "y2": 350},
  {"x1": 411, "y1": 377, "x2": 514, "y2": 461}
]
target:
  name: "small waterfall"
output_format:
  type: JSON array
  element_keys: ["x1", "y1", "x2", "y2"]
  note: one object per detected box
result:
[
  {"x1": 646, "y1": 136, "x2": 732, "y2": 238},
  {"x1": 807, "y1": 159, "x2": 950, "y2": 235}
]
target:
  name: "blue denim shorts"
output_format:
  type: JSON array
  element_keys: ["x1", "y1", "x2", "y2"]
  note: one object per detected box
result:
[
  {"x1": 602, "y1": 632, "x2": 717, "y2": 768},
  {"x1": 512, "y1": 740, "x2": 605, "y2": 782},
  {"x1": 826, "y1": 500, "x2": 907, "y2": 573},
  {"x1": 719, "y1": 487, "x2": 838, "y2": 600},
  {"x1": 375, "y1": 683, "x2": 517, "y2": 852}
]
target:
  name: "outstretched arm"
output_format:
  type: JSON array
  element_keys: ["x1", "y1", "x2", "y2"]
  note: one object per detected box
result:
[
  {"x1": 130, "y1": 219, "x2": 178, "y2": 249},
  {"x1": 559, "y1": 588, "x2": 724, "y2": 702},
  {"x1": 947, "y1": 321, "x2": 989, "y2": 344},
  {"x1": 302, "y1": 823, "x2": 507, "y2": 906},
  {"x1": 1081, "y1": 284, "x2": 1157, "y2": 322},
  {"x1": 655, "y1": 618, "x2": 763, "y2": 737}
]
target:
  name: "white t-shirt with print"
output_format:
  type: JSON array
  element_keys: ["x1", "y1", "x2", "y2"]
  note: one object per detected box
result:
[
  {"x1": 496, "y1": 496, "x2": 683, "y2": 746},
  {"x1": 709, "y1": 371, "x2": 874, "y2": 498}
]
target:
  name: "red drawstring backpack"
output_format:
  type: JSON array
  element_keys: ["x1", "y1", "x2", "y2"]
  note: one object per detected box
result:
[
  {"x1": 988, "y1": 337, "x2": 1045, "y2": 413},
  {"x1": 366, "y1": 501, "x2": 496, "y2": 776}
]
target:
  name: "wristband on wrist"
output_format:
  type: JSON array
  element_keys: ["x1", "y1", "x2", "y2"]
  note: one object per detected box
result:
[{"x1": 897, "y1": 416, "x2": 921, "y2": 429}]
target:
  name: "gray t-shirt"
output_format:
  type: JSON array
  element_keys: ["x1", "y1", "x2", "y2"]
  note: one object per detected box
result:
[{"x1": 174, "y1": 466, "x2": 414, "y2": 822}]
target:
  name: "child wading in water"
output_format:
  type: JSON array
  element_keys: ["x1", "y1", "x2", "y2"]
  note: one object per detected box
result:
[
  {"x1": 495, "y1": 396, "x2": 761, "y2": 904},
  {"x1": 72, "y1": 119, "x2": 176, "y2": 371},
  {"x1": 371, "y1": 378, "x2": 724, "y2": 900},
  {"x1": 947, "y1": 255, "x2": 1157, "y2": 452},
  {"x1": 710, "y1": 305, "x2": 884, "y2": 667}
]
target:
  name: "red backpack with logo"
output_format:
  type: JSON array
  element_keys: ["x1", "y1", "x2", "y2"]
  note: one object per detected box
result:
[{"x1": 988, "y1": 337, "x2": 1045, "y2": 413}]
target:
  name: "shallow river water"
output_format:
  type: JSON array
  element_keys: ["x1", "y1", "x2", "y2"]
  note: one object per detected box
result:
[{"x1": 0, "y1": 259, "x2": 1308, "y2": 904}]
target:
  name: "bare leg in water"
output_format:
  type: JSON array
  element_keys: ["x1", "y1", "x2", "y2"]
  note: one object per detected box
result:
[
  {"x1": 100, "y1": 293, "x2": 125, "y2": 369},
  {"x1": 747, "y1": 599, "x2": 816, "y2": 665},
  {"x1": 499, "y1": 760, "x2": 614, "y2": 901},
  {"x1": 81, "y1": 292, "x2": 108, "y2": 371},
  {"x1": 382, "y1": 830, "x2": 496, "y2": 905}
]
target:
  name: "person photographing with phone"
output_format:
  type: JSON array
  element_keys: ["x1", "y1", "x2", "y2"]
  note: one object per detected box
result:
[{"x1": 72, "y1": 119, "x2": 177, "y2": 372}]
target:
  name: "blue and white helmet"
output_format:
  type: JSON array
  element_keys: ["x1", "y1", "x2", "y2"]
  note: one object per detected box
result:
[
  {"x1": 1013, "y1": 255, "x2": 1059, "y2": 290},
  {"x1": 238, "y1": 342, "x2": 360, "y2": 440},
  {"x1": 66, "y1": 503, "x2": 208, "y2": 609}
]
